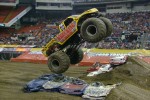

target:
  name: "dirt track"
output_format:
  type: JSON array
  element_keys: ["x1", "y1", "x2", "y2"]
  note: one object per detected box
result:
[
  {"x1": 0, "y1": 57, "x2": 150, "y2": 100},
  {"x1": 113, "y1": 83, "x2": 150, "y2": 100}
]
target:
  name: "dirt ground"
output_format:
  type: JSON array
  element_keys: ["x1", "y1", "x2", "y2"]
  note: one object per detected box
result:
[{"x1": 0, "y1": 57, "x2": 150, "y2": 100}]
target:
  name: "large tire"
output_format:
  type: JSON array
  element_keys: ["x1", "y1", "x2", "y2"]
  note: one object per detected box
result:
[
  {"x1": 48, "y1": 51, "x2": 70, "y2": 73},
  {"x1": 99, "y1": 17, "x2": 113, "y2": 37},
  {"x1": 80, "y1": 18, "x2": 106, "y2": 43},
  {"x1": 66, "y1": 48, "x2": 83, "y2": 64}
]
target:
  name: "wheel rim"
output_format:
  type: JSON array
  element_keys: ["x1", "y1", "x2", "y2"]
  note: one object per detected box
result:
[
  {"x1": 86, "y1": 25, "x2": 97, "y2": 36},
  {"x1": 51, "y1": 59, "x2": 60, "y2": 68}
]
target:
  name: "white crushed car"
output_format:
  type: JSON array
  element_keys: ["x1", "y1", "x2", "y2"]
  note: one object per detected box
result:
[
  {"x1": 110, "y1": 56, "x2": 127, "y2": 65},
  {"x1": 87, "y1": 64, "x2": 112, "y2": 77},
  {"x1": 82, "y1": 82, "x2": 120, "y2": 99},
  {"x1": 87, "y1": 70, "x2": 103, "y2": 77},
  {"x1": 99, "y1": 64, "x2": 113, "y2": 72}
]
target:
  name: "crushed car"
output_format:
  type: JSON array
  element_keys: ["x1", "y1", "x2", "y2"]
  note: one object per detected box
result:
[
  {"x1": 59, "y1": 80, "x2": 88, "y2": 96},
  {"x1": 87, "y1": 64, "x2": 113, "y2": 77},
  {"x1": 23, "y1": 74, "x2": 65, "y2": 92},
  {"x1": 82, "y1": 82, "x2": 121, "y2": 99},
  {"x1": 87, "y1": 62, "x2": 102, "y2": 73},
  {"x1": 110, "y1": 56, "x2": 127, "y2": 65}
]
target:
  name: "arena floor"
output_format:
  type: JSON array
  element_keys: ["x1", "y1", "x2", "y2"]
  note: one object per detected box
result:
[{"x1": 0, "y1": 57, "x2": 150, "y2": 100}]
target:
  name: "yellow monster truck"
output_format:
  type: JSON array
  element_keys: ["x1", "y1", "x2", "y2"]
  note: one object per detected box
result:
[{"x1": 42, "y1": 8, "x2": 113, "y2": 74}]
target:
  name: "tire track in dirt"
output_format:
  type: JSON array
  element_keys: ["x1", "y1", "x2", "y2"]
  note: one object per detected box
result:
[
  {"x1": 114, "y1": 83, "x2": 150, "y2": 100},
  {"x1": 132, "y1": 57, "x2": 150, "y2": 71}
]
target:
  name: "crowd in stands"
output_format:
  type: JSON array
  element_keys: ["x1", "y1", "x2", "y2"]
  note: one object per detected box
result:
[
  {"x1": 82, "y1": 11, "x2": 150, "y2": 50},
  {"x1": 0, "y1": 11, "x2": 149, "y2": 49},
  {"x1": 0, "y1": 0, "x2": 16, "y2": 3},
  {"x1": 0, "y1": 18, "x2": 62, "y2": 47},
  {"x1": 73, "y1": 0, "x2": 123, "y2": 3},
  {"x1": 105, "y1": 12, "x2": 150, "y2": 49}
]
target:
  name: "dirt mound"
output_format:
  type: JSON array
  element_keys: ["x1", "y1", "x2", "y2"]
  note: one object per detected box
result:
[
  {"x1": 109, "y1": 83, "x2": 150, "y2": 100},
  {"x1": 78, "y1": 57, "x2": 150, "y2": 100}
]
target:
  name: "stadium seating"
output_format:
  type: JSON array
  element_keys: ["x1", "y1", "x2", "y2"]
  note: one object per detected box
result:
[
  {"x1": 17, "y1": 24, "x2": 44, "y2": 34},
  {"x1": 0, "y1": 8, "x2": 149, "y2": 49},
  {"x1": 5, "y1": 6, "x2": 26, "y2": 23},
  {"x1": 0, "y1": 6, "x2": 12, "y2": 23},
  {"x1": 0, "y1": 6, "x2": 27, "y2": 23}
]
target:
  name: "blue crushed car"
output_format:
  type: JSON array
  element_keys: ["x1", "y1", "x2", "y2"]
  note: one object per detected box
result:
[{"x1": 23, "y1": 74, "x2": 65, "y2": 92}]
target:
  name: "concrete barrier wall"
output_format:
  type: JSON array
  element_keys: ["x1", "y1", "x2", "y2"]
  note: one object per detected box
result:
[{"x1": 0, "y1": 46, "x2": 147, "y2": 65}]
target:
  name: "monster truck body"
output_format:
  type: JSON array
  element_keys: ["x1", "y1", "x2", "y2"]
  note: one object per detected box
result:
[
  {"x1": 42, "y1": 8, "x2": 99, "y2": 56},
  {"x1": 42, "y1": 8, "x2": 113, "y2": 73}
]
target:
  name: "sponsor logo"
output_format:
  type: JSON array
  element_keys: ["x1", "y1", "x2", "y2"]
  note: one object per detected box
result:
[
  {"x1": 29, "y1": 51, "x2": 42, "y2": 54},
  {"x1": 56, "y1": 21, "x2": 76, "y2": 43}
]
